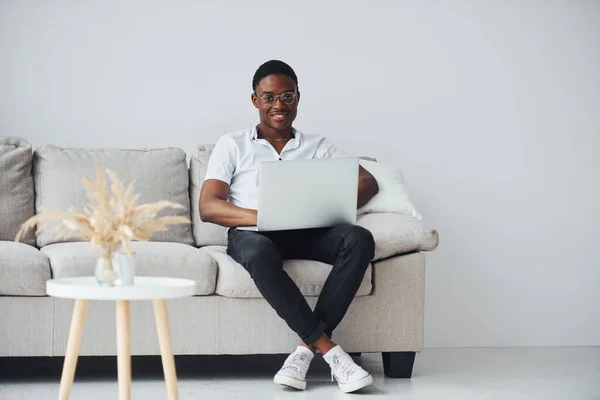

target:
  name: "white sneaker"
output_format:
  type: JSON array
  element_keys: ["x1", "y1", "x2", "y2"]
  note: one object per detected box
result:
[
  {"x1": 274, "y1": 346, "x2": 315, "y2": 390},
  {"x1": 324, "y1": 346, "x2": 373, "y2": 393}
]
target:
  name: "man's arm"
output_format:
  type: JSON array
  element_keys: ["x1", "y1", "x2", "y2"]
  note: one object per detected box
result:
[
  {"x1": 357, "y1": 165, "x2": 378, "y2": 208},
  {"x1": 199, "y1": 179, "x2": 257, "y2": 227}
]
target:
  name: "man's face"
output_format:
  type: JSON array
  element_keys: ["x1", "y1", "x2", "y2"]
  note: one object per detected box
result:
[{"x1": 252, "y1": 74, "x2": 299, "y2": 132}]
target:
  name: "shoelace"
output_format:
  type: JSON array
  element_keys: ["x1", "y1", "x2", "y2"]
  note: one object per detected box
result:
[
  {"x1": 330, "y1": 354, "x2": 362, "y2": 382},
  {"x1": 283, "y1": 353, "x2": 310, "y2": 376}
]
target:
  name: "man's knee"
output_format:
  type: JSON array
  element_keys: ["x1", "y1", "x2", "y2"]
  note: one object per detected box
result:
[
  {"x1": 235, "y1": 233, "x2": 281, "y2": 273},
  {"x1": 340, "y1": 225, "x2": 375, "y2": 260}
]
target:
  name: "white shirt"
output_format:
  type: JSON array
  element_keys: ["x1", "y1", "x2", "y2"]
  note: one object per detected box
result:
[{"x1": 204, "y1": 126, "x2": 345, "y2": 210}]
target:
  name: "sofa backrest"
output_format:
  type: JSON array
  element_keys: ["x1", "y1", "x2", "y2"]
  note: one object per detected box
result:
[
  {"x1": 189, "y1": 144, "x2": 228, "y2": 247},
  {"x1": 0, "y1": 137, "x2": 36, "y2": 245},
  {"x1": 33, "y1": 145, "x2": 194, "y2": 247}
]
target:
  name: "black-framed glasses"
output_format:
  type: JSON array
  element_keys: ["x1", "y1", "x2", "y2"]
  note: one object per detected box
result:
[{"x1": 254, "y1": 91, "x2": 297, "y2": 107}]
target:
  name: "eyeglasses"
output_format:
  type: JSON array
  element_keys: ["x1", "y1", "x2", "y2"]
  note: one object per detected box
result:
[{"x1": 254, "y1": 91, "x2": 297, "y2": 107}]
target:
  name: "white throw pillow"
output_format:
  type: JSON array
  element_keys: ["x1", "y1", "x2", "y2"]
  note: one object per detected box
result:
[{"x1": 357, "y1": 160, "x2": 422, "y2": 220}]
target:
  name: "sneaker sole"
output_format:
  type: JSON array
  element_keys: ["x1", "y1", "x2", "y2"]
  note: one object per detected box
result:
[
  {"x1": 338, "y1": 374, "x2": 373, "y2": 393},
  {"x1": 274, "y1": 374, "x2": 307, "y2": 390}
]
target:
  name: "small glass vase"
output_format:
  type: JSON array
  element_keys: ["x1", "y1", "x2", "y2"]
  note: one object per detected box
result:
[
  {"x1": 113, "y1": 252, "x2": 136, "y2": 286},
  {"x1": 95, "y1": 257, "x2": 118, "y2": 287},
  {"x1": 95, "y1": 253, "x2": 136, "y2": 286}
]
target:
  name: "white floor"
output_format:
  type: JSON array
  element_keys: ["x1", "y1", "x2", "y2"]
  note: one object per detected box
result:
[{"x1": 1, "y1": 347, "x2": 598, "y2": 399}]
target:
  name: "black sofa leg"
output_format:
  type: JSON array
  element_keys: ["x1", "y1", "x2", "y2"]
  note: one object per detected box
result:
[{"x1": 382, "y1": 352, "x2": 416, "y2": 378}]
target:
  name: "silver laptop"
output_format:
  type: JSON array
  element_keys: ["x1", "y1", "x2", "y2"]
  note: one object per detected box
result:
[{"x1": 238, "y1": 157, "x2": 359, "y2": 231}]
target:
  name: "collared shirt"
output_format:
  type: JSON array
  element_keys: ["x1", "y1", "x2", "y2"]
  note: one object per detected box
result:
[{"x1": 204, "y1": 125, "x2": 345, "y2": 210}]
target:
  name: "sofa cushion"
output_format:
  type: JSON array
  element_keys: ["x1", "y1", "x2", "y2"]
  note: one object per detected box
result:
[
  {"x1": 0, "y1": 137, "x2": 36, "y2": 246},
  {"x1": 357, "y1": 213, "x2": 439, "y2": 261},
  {"x1": 0, "y1": 241, "x2": 51, "y2": 296},
  {"x1": 41, "y1": 242, "x2": 217, "y2": 295},
  {"x1": 189, "y1": 145, "x2": 228, "y2": 247},
  {"x1": 33, "y1": 145, "x2": 194, "y2": 247},
  {"x1": 203, "y1": 246, "x2": 373, "y2": 298}
]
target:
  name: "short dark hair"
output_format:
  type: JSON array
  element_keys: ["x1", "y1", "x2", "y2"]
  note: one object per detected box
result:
[{"x1": 252, "y1": 60, "x2": 298, "y2": 92}]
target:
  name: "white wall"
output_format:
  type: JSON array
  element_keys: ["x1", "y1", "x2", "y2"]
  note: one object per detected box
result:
[{"x1": 1, "y1": 1, "x2": 598, "y2": 347}]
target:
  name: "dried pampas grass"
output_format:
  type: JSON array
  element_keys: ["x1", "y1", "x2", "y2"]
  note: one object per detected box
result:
[{"x1": 16, "y1": 163, "x2": 190, "y2": 267}]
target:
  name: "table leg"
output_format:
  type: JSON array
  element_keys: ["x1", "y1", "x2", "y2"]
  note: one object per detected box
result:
[
  {"x1": 153, "y1": 299, "x2": 179, "y2": 400},
  {"x1": 58, "y1": 299, "x2": 88, "y2": 400},
  {"x1": 116, "y1": 300, "x2": 131, "y2": 400}
]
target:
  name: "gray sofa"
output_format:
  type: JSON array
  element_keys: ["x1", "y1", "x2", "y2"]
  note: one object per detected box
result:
[{"x1": 0, "y1": 137, "x2": 439, "y2": 378}]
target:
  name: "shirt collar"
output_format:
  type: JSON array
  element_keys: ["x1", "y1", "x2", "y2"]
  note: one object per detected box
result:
[{"x1": 250, "y1": 125, "x2": 302, "y2": 150}]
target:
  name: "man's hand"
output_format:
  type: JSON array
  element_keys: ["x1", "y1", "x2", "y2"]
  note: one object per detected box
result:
[
  {"x1": 199, "y1": 179, "x2": 258, "y2": 227},
  {"x1": 357, "y1": 165, "x2": 379, "y2": 208}
]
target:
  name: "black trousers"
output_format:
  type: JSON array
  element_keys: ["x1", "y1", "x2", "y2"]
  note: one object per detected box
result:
[{"x1": 227, "y1": 224, "x2": 375, "y2": 345}]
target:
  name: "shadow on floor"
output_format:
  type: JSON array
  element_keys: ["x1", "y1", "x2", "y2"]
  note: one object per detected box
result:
[{"x1": 0, "y1": 353, "x2": 356, "y2": 382}]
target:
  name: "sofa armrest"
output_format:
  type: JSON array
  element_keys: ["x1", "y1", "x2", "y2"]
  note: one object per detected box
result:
[{"x1": 357, "y1": 213, "x2": 439, "y2": 262}]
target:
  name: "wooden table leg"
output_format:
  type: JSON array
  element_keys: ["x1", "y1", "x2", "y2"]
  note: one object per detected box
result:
[
  {"x1": 153, "y1": 299, "x2": 179, "y2": 400},
  {"x1": 116, "y1": 300, "x2": 131, "y2": 400},
  {"x1": 58, "y1": 299, "x2": 88, "y2": 400}
]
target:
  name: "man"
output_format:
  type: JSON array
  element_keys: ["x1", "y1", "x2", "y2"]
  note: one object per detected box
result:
[{"x1": 199, "y1": 60, "x2": 379, "y2": 393}]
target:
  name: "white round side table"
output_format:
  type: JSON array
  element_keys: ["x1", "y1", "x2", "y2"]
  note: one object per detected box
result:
[{"x1": 47, "y1": 277, "x2": 196, "y2": 400}]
